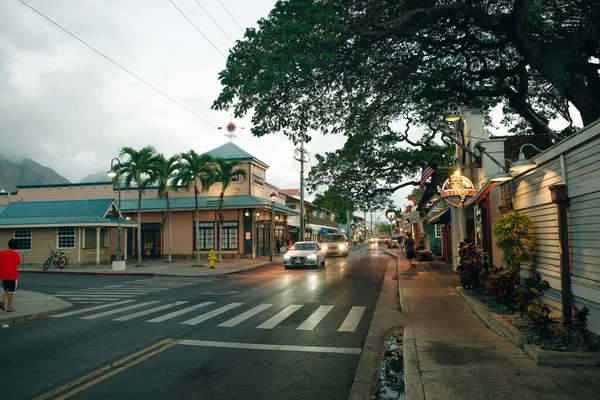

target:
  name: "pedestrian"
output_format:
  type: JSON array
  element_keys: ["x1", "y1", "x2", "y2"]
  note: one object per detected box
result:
[
  {"x1": 275, "y1": 236, "x2": 282, "y2": 255},
  {"x1": 0, "y1": 239, "x2": 21, "y2": 312},
  {"x1": 404, "y1": 233, "x2": 416, "y2": 268},
  {"x1": 284, "y1": 233, "x2": 292, "y2": 250}
]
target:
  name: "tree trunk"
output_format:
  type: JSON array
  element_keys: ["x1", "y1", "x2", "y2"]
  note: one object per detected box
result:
[
  {"x1": 167, "y1": 192, "x2": 172, "y2": 263},
  {"x1": 137, "y1": 189, "x2": 142, "y2": 265},
  {"x1": 217, "y1": 193, "x2": 224, "y2": 262},
  {"x1": 195, "y1": 190, "x2": 200, "y2": 266}
]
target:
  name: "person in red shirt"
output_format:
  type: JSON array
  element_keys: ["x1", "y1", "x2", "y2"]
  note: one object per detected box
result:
[{"x1": 0, "y1": 239, "x2": 21, "y2": 312}]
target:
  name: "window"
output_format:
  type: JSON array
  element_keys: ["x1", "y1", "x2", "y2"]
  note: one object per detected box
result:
[
  {"x1": 220, "y1": 221, "x2": 239, "y2": 250},
  {"x1": 435, "y1": 225, "x2": 442, "y2": 238},
  {"x1": 14, "y1": 228, "x2": 31, "y2": 250},
  {"x1": 230, "y1": 174, "x2": 243, "y2": 182},
  {"x1": 84, "y1": 228, "x2": 108, "y2": 248},
  {"x1": 193, "y1": 222, "x2": 214, "y2": 251},
  {"x1": 57, "y1": 227, "x2": 75, "y2": 249}
]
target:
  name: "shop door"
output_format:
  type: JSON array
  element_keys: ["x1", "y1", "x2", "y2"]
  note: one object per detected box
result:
[{"x1": 142, "y1": 230, "x2": 161, "y2": 258}]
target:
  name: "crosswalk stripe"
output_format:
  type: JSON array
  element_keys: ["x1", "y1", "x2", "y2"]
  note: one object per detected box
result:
[
  {"x1": 146, "y1": 302, "x2": 215, "y2": 323},
  {"x1": 337, "y1": 306, "x2": 366, "y2": 332},
  {"x1": 113, "y1": 301, "x2": 189, "y2": 321},
  {"x1": 218, "y1": 304, "x2": 273, "y2": 327},
  {"x1": 181, "y1": 303, "x2": 244, "y2": 326},
  {"x1": 73, "y1": 301, "x2": 104, "y2": 304},
  {"x1": 66, "y1": 298, "x2": 124, "y2": 301},
  {"x1": 87, "y1": 288, "x2": 168, "y2": 292},
  {"x1": 56, "y1": 291, "x2": 151, "y2": 295},
  {"x1": 80, "y1": 301, "x2": 161, "y2": 320},
  {"x1": 296, "y1": 306, "x2": 334, "y2": 331},
  {"x1": 256, "y1": 305, "x2": 302, "y2": 329},
  {"x1": 51, "y1": 300, "x2": 136, "y2": 318},
  {"x1": 54, "y1": 294, "x2": 135, "y2": 298}
]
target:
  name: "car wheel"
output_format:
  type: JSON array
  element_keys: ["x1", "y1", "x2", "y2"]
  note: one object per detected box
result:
[
  {"x1": 284, "y1": 265, "x2": 290, "y2": 269},
  {"x1": 321, "y1": 258, "x2": 326, "y2": 267}
]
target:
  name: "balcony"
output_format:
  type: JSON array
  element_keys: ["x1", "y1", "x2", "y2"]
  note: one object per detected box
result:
[{"x1": 307, "y1": 215, "x2": 338, "y2": 228}]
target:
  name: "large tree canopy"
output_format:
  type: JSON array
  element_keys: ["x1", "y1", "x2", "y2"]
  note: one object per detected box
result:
[{"x1": 213, "y1": 0, "x2": 599, "y2": 200}]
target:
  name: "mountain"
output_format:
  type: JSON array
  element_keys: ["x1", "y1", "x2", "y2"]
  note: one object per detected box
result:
[
  {"x1": 81, "y1": 172, "x2": 112, "y2": 183},
  {"x1": 0, "y1": 156, "x2": 70, "y2": 190}
]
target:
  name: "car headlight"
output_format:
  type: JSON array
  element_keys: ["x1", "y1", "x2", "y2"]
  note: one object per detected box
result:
[
  {"x1": 322, "y1": 245, "x2": 328, "y2": 251},
  {"x1": 339, "y1": 244, "x2": 347, "y2": 250},
  {"x1": 307, "y1": 254, "x2": 317, "y2": 260},
  {"x1": 284, "y1": 254, "x2": 291, "y2": 259}
]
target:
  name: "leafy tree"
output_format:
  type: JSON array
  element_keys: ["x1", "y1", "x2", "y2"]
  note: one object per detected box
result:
[
  {"x1": 212, "y1": 158, "x2": 247, "y2": 262},
  {"x1": 214, "y1": 0, "x2": 599, "y2": 140},
  {"x1": 311, "y1": 187, "x2": 354, "y2": 225},
  {"x1": 118, "y1": 146, "x2": 160, "y2": 265},
  {"x1": 155, "y1": 154, "x2": 180, "y2": 263},
  {"x1": 172, "y1": 151, "x2": 215, "y2": 266}
]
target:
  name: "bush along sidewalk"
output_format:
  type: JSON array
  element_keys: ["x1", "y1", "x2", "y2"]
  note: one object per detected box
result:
[{"x1": 457, "y1": 211, "x2": 600, "y2": 353}]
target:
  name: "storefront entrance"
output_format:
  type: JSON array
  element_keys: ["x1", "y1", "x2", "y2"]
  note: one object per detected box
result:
[{"x1": 142, "y1": 223, "x2": 161, "y2": 258}]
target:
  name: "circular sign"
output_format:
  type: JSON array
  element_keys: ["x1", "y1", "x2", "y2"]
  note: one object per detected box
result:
[
  {"x1": 440, "y1": 174, "x2": 477, "y2": 208},
  {"x1": 350, "y1": 223, "x2": 357, "y2": 230}
]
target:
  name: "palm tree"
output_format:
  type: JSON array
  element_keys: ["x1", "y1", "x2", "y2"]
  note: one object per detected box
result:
[
  {"x1": 118, "y1": 146, "x2": 160, "y2": 265},
  {"x1": 172, "y1": 150, "x2": 215, "y2": 266},
  {"x1": 213, "y1": 158, "x2": 247, "y2": 261},
  {"x1": 155, "y1": 153, "x2": 180, "y2": 263}
]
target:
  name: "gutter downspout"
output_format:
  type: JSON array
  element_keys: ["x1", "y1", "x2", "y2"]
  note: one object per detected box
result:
[{"x1": 549, "y1": 184, "x2": 572, "y2": 324}]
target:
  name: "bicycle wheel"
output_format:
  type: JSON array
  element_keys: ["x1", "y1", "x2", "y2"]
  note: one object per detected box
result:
[
  {"x1": 43, "y1": 258, "x2": 52, "y2": 271},
  {"x1": 57, "y1": 256, "x2": 68, "y2": 269}
]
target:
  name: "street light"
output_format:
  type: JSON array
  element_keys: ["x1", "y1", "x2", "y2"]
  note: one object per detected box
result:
[
  {"x1": 107, "y1": 158, "x2": 122, "y2": 261},
  {"x1": 269, "y1": 192, "x2": 277, "y2": 261},
  {"x1": 510, "y1": 143, "x2": 543, "y2": 173}
]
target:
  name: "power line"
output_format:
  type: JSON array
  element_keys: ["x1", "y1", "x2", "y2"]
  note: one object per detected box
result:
[
  {"x1": 168, "y1": 0, "x2": 227, "y2": 58},
  {"x1": 216, "y1": 0, "x2": 244, "y2": 33},
  {"x1": 18, "y1": 0, "x2": 217, "y2": 129},
  {"x1": 194, "y1": 0, "x2": 235, "y2": 45}
]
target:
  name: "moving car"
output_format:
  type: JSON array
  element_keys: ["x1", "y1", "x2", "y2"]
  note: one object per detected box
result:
[
  {"x1": 321, "y1": 233, "x2": 349, "y2": 257},
  {"x1": 283, "y1": 241, "x2": 326, "y2": 269}
]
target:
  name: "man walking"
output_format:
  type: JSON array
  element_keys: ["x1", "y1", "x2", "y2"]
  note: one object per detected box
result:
[{"x1": 0, "y1": 239, "x2": 21, "y2": 312}]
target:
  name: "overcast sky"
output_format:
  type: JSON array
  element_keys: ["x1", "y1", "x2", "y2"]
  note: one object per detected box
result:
[{"x1": 0, "y1": 1, "x2": 579, "y2": 219}]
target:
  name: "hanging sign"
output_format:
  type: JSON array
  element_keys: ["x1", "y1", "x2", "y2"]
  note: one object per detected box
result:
[{"x1": 440, "y1": 173, "x2": 477, "y2": 208}]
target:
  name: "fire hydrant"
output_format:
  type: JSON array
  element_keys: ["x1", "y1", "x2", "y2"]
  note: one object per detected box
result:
[{"x1": 208, "y1": 250, "x2": 217, "y2": 269}]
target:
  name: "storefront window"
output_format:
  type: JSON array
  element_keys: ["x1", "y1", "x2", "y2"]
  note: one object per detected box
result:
[
  {"x1": 57, "y1": 227, "x2": 75, "y2": 249},
  {"x1": 220, "y1": 221, "x2": 238, "y2": 250},
  {"x1": 14, "y1": 228, "x2": 32, "y2": 250},
  {"x1": 194, "y1": 222, "x2": 214, "y2": 251}
]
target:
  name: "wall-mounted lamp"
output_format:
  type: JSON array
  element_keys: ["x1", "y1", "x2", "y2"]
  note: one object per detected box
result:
[
  {"x1": 443, "y1": 105, "x2": 461, "y2": 122},
  {"x1": 490, "y1": 171, "x2": 514, "y2": 182},
  {"x1": 510, "y1": 143, "x2": 542, "y2": 173},
  {"x1": 244, "y1": 209, "x2": 250, "y2": 217}
]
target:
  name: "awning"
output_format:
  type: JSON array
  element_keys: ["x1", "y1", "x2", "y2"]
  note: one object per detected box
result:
[
  {"x1": 427, "y1": 207, "x2": 451, "y2": 224},
  {"x1": 464, "y1": 180, "x2": 497, "y2": 207}
]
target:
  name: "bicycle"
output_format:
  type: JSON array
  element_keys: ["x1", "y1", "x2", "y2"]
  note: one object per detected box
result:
[{"x1": 43, "y1": 245, "x2": 68, "y2": 271}]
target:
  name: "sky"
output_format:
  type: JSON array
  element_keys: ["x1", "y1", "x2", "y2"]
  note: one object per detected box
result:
[{"x1": 0, "y1": 0, "x2": 580, "y2": 221}]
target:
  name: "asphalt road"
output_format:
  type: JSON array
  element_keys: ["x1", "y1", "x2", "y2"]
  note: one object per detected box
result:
[{"x1": 0, "y1": 243, "x2": 390, "y2": 400}]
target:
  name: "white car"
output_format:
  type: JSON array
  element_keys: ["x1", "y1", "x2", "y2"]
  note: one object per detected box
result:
[{"x1": 283, "y1": 241, "x2": 326, "y2": 269}]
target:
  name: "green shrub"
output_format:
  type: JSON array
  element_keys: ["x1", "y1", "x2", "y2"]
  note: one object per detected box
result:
[{"x1": 493, "y1": 211, "x2": 535, "y2": 270}]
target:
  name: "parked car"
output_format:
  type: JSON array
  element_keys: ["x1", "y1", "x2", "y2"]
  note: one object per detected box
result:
[
  {"x1": 283, "y1": 241, "x2": 326, "y2": 269},
  {"x1": 321, "y1": 233, "x2": 349, "y2": 257}
]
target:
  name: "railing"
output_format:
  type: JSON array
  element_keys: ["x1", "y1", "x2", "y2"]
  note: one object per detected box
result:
[{"x1": 306, "y1": 215, "x2": 338, "y2": 228}]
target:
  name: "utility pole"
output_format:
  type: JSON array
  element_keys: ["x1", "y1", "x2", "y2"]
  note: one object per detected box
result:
[{"x1": 295, "y1": 137, "x2": 307, "y2": 242}]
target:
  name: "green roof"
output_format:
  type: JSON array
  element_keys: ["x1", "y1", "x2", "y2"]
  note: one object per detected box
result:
[
  {"x1": 0, "y1": 205, "x2": 6, "y2": 215},
  {"x1": 0, "y1": 198, "x2": 136, "y2": 228},
  {"x1": 204, "y1": 142, "x2": 269, "y2": 169},
  {"x1": 120, "y1": 195, "x2": 299, "y2": 215}
]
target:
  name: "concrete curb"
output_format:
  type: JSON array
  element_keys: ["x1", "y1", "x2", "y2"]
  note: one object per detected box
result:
[
  {"x1": 1, "y1": 304, "x2": 73, "y2": 326},
  {"x1": 20, "y1": 270, "x2": 155, "y2": 277},
  {"x1": 457, "y1": 287, "x2": 600, "y2": 367}
]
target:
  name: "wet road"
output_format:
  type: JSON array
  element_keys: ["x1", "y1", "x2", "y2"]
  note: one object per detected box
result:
[{"x1": 0, "y1": 243, "x2": 391, "y2": 400}]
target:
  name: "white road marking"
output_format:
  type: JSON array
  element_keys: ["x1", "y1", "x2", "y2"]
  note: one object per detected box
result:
[
  {"x1": 73, "y1": 301, "x2": 104, "y2": 304},
  {"x1": 338, "y1": 306, "x2": 366, "y2": 332},
  {"x1": 57, "y1": 291, "x2": 152, "y2": 295},
  {"x1": 113, "y1": 301, "x2": 189, "y2": 321},
  {"x1": 86, "y1": 288, "x2": 168, "y2": 292},
  {"x1": 218, "y1": 304, "x2": 273, "y2": 327},
  {"x1": 80, "y1": 301, "x2": 161, "y2": 320},
  {"x1": 296, "y1": 305, "x2": 334, "y2": 330},
  {"x1": 146, "y1": 302, "x2": 215, "y2": 323},
  {"x1": 178, "y1": 339, "x2": 362, "y2": 355},
  {"x1": 256, "y1": 305, "x2": 302, "y2": 329},
  {"x1": 181, "y1": 303, "x2": 244, "y2": 325},
  {"x1": 51, "y1": 300, "x2": 136, "y2": 318},
  {"x1": 54, "y1": 294, "x2": 136, "y2": 298},
  {"x1": 65, "y1": 298, "x2": 125, "y2": 301}
]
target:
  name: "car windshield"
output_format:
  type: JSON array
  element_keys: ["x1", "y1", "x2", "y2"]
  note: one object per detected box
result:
[
  {"x1": 324, "y1": 235, "x2": 346, "y2": 242},
  {"x1": 293, "y1": 243, "x2": 317, "y2": 251}
]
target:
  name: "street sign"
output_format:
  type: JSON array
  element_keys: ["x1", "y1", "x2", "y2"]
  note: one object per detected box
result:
[
  {"x1": 409, "y1": 211, "x2": 420, "y2": 224},
  {"x1": 350, "y1": 223, "x2": 357, "y2": 232}
]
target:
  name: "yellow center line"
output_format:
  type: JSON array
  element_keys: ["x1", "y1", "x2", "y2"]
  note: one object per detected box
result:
[{"x1": 34, "y1": 338, "x2": 179, "y2": 400}]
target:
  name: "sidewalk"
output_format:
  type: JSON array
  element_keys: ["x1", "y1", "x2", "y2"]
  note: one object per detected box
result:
[
  {"x1": 0, "y1": 290, "x2": 72, "y2": 326},
  {"x1": 18, "y1": 255, "x2": 282, "y2": 277},
  {"x1": 387, "y1": 250, "x2": 600, "y2": 400}
]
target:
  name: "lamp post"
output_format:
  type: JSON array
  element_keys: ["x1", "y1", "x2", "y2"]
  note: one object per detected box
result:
[
  {"x1": 385, "y1": 210, "x2": 396, "y2": 238},
  {"x1": 269, "y1": 192, "x2": 277, "y2": 261},
  {"x1": 254, "y1": 211, "x2": 260, "y2": 259},
  {"x1": 107, "y1": 158, "x2": 122, "y2": 261}
]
